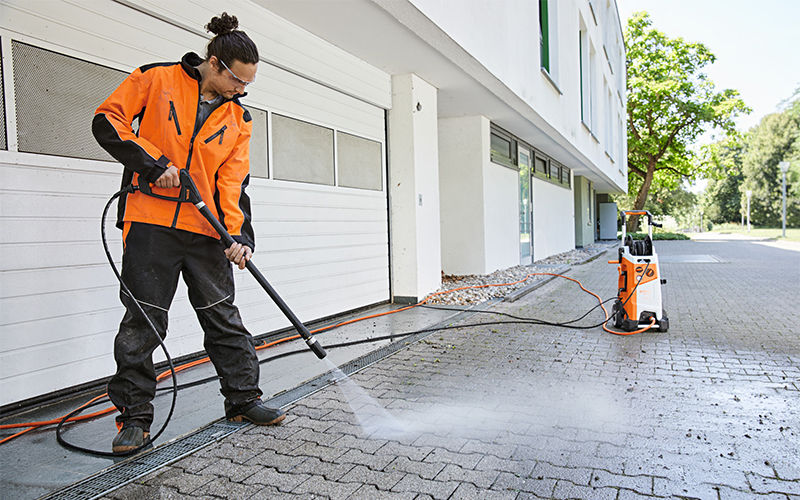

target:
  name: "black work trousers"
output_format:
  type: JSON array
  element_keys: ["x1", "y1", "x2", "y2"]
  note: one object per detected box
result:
[{"x1": 107, "y1": 222, "x2": 262, "y2": 432}]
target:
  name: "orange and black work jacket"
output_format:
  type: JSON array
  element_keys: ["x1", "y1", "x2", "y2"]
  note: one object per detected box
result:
[{"x1": 93, "y1": 52, "x2": 255, "y2": 250}]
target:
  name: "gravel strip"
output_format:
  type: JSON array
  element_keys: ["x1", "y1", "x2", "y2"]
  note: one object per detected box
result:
[{"x1": 427, "y1": 243, "x2": 613, "y2": 305}]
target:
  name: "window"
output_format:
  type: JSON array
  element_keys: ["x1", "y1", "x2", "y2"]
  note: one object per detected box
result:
[
  {"x1": 245, "y1": 106, "x2": 268, "y2": 179},
  {"x1": 490, "y1": 126, "x2": 516, "y2": 168},
  {"x1": 337, "y1": 131, "x2": 383, "y2": 191},
  {"x1": 539, "y1": 0, "x2": 559, "y2": 81},
  {"x1": 272, "y1": 114, "x2": 334, "y2": 185},
  {"x1": 539, "y1": 0, "x2": 550, "y2": 72},
  {"x1": 589, "y1": 42, "x2": 598, "y2": 133},
  {"x1": 579, "y1": 25, "x2": 591, "y2": 127},
  {"x1": 11, "y1": 41, "x2": 126, "y2": 160},
  {"x1": 534, "y1": 156, "x2": 548, "y2": 177}
]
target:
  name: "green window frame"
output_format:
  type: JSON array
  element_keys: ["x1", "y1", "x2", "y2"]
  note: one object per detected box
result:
[{"x1": 539, "y1": 0, "x2": 550, "y2": 72}]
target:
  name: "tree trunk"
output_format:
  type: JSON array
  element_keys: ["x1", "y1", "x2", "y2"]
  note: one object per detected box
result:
[{"x1": 627, "y1": 159, "x2": 655, "y2": 233}]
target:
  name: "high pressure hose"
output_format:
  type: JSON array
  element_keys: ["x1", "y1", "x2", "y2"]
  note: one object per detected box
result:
[
  {"x1": 2, "y1": 180, "x2": 654, "y2": 453},
  {"x1": 54, "y1": 186, "x2": 180, "y2": 457}
]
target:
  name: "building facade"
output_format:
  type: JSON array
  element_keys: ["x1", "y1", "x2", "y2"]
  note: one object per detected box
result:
[{"x1": 0, "y1": 0, "x2": 626, "y2": 407}]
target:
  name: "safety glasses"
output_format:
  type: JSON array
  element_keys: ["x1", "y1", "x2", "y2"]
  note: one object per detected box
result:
[{"x1": 219, "y1": 59, "x2": 255, "y2": 88}]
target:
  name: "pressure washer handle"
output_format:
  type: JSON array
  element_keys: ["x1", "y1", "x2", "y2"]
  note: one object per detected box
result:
[{"x1": 178, "y1": 170, "x2": 327, "y2": 359}]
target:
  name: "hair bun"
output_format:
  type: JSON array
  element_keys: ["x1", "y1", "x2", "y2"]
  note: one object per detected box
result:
[{"x1": 206, "y1": 12, "x2": 239, "y2": 36}]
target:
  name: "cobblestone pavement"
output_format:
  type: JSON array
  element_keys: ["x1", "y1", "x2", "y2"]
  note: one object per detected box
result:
[{"x1": 106, "y1": 239, "x2": 800, "y2": 499}]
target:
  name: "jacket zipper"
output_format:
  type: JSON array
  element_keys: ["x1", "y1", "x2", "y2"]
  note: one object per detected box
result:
[
  {"x1": 168, "y1": 101, "x2": 181, "y2": 135},
  {"x1": 204, "y1": 125, "x2": 227, "y2": 145},
  {"x1": 170, "y1": 86, "x2": 202, "y2": 228}
]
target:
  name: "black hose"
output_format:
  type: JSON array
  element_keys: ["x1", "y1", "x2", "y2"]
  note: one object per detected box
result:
[{"x1": 56, "y1": 187, "x2": 179, "y2": 457}]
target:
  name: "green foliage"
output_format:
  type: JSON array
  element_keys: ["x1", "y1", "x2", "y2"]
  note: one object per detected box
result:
[
  {"x1": 617, "y1": 231, "x2": 690, "y2": 240},
  {"x1": 613, "y1": 183, "x2": 697, "y2": 228},
  {"x1": 740, "y1": 98, "x2": 800, "y2": 226},
  {"x1": 624, "y1": 12, "x2": 749, "y2": 230},
  {"x1": 701, "y1": 137, "x2": 745, "y2": 223}
]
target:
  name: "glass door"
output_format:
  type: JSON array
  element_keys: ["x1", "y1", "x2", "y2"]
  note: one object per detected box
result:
[{"x1": 518, "y1": 147, "x2": 532, "y2": 264}]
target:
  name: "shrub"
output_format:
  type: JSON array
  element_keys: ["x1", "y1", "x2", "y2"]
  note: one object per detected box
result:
[{"x1": 617, "y1": 231, "x2": 690, "y2": 240}]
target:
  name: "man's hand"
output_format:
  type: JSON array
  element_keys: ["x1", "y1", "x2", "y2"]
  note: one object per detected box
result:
[
  {"x1": 225, "y1": 242, "x2": 252, "y2": 270},
  {"x1": 155, "y1": 165, "x2": 181, "y2": 188}
]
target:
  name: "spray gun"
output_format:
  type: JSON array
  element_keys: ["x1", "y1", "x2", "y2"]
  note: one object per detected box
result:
[{"x1": 137, "y1": 169, "x2": 327, "y2": 359}]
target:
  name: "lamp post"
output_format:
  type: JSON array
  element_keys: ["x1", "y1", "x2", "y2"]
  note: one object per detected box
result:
[
  {"x1": 779, "y1": 161, "x2": 789, "y2": 238},
  {"x1": 746, "y1": 190, "x2": 752, "y2": 232}
]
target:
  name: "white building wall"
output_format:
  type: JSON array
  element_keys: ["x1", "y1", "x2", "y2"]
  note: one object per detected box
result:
[
  {"x1": 483, "y1": 163, "x2": 520, "y2": 273},
  {"x1": 408, "y1": 0, "x2": 626, "y2": 188},
  {"x1": 438, "y1": 116, "x2": 488, "y2": 275},
  {"x1": 532, "y1": 177, "x2": 575, "y2": 260}
]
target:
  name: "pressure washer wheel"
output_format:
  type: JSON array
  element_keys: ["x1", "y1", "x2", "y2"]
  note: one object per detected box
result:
[
  {"x1": 612, "y1": 300, "x2": 624, "y2": 328},
  {"x1": 659, "y1": 312, "x2": 669, "y2": 332}
]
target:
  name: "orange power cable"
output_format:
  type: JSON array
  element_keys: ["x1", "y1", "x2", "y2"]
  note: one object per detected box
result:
[{"x1": 0, "y1": 271, "x2": 650, "y2": 444}]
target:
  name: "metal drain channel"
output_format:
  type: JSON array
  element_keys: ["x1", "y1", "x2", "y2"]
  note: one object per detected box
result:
[
  {"x1": 40, "y1": 421, "x2": 246, "y2": 500},
  {"x1": 40, "y1": 305, "x2": 483, "y2": 500}
]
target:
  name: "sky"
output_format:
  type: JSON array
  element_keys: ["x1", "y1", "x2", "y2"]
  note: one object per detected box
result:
[{"x1": 616, "y1": 0, "x2": 800, "y2": 137}]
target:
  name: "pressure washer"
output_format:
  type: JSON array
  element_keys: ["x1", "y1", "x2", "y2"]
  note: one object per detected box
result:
[{"x1": 607, "y1": 210, "x2": 669, "y2": 332}]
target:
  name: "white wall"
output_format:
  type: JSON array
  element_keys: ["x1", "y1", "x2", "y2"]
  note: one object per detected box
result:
[
  {"x1": 439, "y1": 115, "x2": 519, "y2": 275},
  {"x1": 533, "y1": 176, "x2": 575, "y2": 260},
  {"x1": 438, "y1": 116, "x2": 487, "y2": 275},
  {"x1": 388, "y1": 73, "x2": 442, "y2": 299},
  {"x1": 409, "y1": 0, "x2": 627, "y2": 190},
  {"x1": 483, "y1": 163, "x2": 520, "y2": 272}
]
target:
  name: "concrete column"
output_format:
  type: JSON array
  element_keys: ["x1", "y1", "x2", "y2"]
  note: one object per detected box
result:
[
  {"x1": 438, "y1": 115, "x2": 489, "y2": 275},
  {"x1": 388, "y1": 74, "x2": 441, "y2": 302}
]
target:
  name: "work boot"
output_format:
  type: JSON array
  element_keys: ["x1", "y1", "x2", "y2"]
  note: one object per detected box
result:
[
  {"x1": 112, "y1": 426, "x2": 151, "y2": 453},
  {"x1": 227, "y1": 401, "x2": 285, "y2": 425}
]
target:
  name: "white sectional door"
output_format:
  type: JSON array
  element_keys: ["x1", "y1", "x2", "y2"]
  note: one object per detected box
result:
[{"x1": 0, "y1": 0, "x2": 390, "y2": 407}]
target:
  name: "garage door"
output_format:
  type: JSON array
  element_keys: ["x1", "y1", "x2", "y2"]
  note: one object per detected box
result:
[{"x1": 0, "y1": 0, "x2": 390, "y2": 407}]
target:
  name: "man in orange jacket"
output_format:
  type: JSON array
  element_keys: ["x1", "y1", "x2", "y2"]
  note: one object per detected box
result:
[{"x1": 93, "y1": 13, "x2": 284, "y2": 453}]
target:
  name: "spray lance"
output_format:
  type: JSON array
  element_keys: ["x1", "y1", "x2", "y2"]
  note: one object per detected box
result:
[{"x1": 138, "y1": 169, "x2": 327, "y2": 359}]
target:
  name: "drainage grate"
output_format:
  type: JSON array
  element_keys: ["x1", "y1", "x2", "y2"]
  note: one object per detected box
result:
[
  {"x1": 41, "y1": 305, "x2": 481, "y2": 499},
  {"x1": 40, "y1": 421, "x2": 246, "y2": 500}
]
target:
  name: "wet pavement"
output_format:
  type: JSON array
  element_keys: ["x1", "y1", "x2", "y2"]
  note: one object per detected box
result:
[{"x1": 6, "y1": 237, "x2": 800, "y2": 499}]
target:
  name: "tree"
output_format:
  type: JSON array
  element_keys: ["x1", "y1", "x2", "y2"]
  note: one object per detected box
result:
[
  {"x1": 740, "y1": 97, "x2": 800, "y2": 226},
  {"x1": 701, "y1": 137, "x2": 745, "y2": 223},
  {"x1": 625, "y1": 12, "x2": 749, "y2": 231}
]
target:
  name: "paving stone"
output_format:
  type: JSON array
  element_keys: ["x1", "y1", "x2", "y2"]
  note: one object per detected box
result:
[
  {"x1": 248, "y1": 449, "x2": 307, "y2": 472},
  {"x1": 434, "y1": 463, "x2": 499, "y2": 488},
  {"x1": 552, "y1": 479, "x2": 619, "y2": 500},
  {"x1": 346, "y1": 484, "x2": 416, "y2": 500},
  {"x1": 338, "y1": 464, "x2": 406, "y2": 490},
  {"x1": 450, "y1": 482, "x2": 519, "y2": 499},
  {"x1": 290, "y1": 474, "x2": 360, "y2": 499},
  {"x1": 244, "y1": 465, "x2": 311, "y2": 492},
  {"x1": 192, "y1": 477, "x2": 265, "y2": 499},
  {"x1": 389, "y1": 474, "x2": 460, "y2": 500},
  {"x1": 337, "y1": 448, "x2": 396, "y2": 469},
  {"x1": 590, "y1": 469, "x2": 653, "y2": 495},
  {"x1": 289, "y1": 456, "x2": 355, "y2": 481},
  {"x1": 142, "y1": 466, "x2": 213, "y2": 494},
  {"x1": 422, "y1": 448, "x2": 483, "y2": 469},
  {"x1": 195, "y1": 457, "x2": 263, "y2": 482},
  {"x1": 330, "y1": 433, "x2": 387, "y2": 454},
  {"x1": 475, "y1": 454, "x2": 535, "y2": 476},
  {"x1": 375, "y1": 441, "x2": 434, "y2": 461},
  {"x1": 103, "y1": 483, "x2": 189, "y2": 500},
  {"x1": 384, "y1": 456, "x2": 445, "y2": 480},
  {"x1": 490, "y1": 471, "x2": 557, "y2": 497},
  {"x1": 531, "y1": 461, "x2": 593, "y2": 485}
]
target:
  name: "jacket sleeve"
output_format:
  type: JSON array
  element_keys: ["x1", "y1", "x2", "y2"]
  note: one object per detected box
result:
[
  {"x1": 216, "y1": 119, "x2": 256, "y2": 251},
  {"x1": 92, "y1": 67, "x2": 172, "y2": 183}
]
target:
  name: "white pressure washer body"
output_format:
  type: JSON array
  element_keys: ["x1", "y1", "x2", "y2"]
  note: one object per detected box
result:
[{"x1": 609, "y1": 210, "x2": 669, "y2": 332}]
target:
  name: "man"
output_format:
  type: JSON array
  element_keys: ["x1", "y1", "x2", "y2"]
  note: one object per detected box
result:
[{"x1": 93, "y1": 13, "x2": 283, "y2": 453}]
